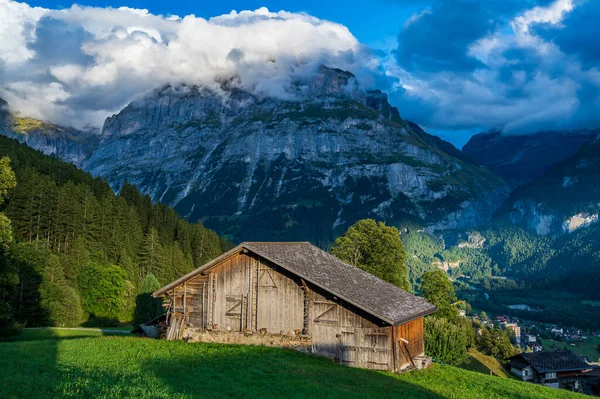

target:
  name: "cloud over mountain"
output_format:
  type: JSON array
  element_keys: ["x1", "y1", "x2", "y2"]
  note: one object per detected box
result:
[
  {"x1": 0, "y1": 0, "x2": 598, "y2": 139},
  {"x1": 0, "y1": 1, "x2": 381, "y2": 128}
]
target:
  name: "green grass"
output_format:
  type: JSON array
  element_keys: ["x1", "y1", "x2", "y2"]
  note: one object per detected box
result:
[
  {"x1": 0, "y1": 337, "x2": 586, "y2": 398},
  {"x1": 4, "y1": 327, "x2": 131, "y2": 342},
  {"x1": 459, "y1": 349, "x2": 513, "y2": 378},
  {"x1": 541, "y1": 337, "x2": 600, "y2": 362}
]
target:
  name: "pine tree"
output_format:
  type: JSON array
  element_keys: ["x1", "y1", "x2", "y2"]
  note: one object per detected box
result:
[
  {"x1": 40, "y1": 254, "x2": 83, "y2": 327},
  {"x1": 0, "y1": 157, "x2": 17, "y2": 330},
  {"x1": 62, "y1": 235, "x2": 90, "y2": 284},
  {"x1": 138, "y1": 228, "x2": 165, "y2": 283}
]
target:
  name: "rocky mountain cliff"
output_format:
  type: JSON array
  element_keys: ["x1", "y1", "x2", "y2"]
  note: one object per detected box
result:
[
  {"x1": 0, "y1": 98, "x2": 99, "y2": 167},
  {"x1": 495, "y1": 136, "x2": 600, "y2": 235},
  {"x1": 463, "y1": 130, "x2": 598, "y2": 186},
  {"x1": 84, "y1": 67, "x2": 509, "y2": 244}
]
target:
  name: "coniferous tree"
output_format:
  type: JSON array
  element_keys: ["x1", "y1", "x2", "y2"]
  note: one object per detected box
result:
[
  {"x1": 40, "y1": 254, "x2": 83, "y2": 327},
  {"x1": 0, "y1": 157, "x2": 17, "y2": 331},
  {"x1": 424, "y1": 316, "x2": 470, "y2": 365},
  {"x1": 139, "y1": 227, "x2": 166, "y2": 283},
  {"x1": 0, "y1": 137, "x2": 226, "y2": 327},
  {"x1": 62, "y1": 235, "x2": 90, "y2": 284}
]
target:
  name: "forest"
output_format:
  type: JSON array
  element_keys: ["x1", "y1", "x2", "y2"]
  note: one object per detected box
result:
[
  {"x1": 0, "y1": 136, "x2": 228, "y2": 331},
  {"x1": 403, "y1": 225, "x2": 600, "y2": 329}
]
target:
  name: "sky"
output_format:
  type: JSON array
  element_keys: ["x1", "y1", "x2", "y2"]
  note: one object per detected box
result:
[{"x1": 1, "y1": 0, "x2": 599, "y2": 147}]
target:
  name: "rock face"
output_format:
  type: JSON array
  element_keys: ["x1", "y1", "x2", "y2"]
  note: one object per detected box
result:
[
  {"x1": 0, "y1": 98, "x2": 100, "y2": 167},
  {"x1": 85, "y1": 67, "x2": 509, "y2": 244},
  {"x1": 495, "y1": 137, "x2": 600, "y2": 235},
  {"x1": 463, "y1": 130, "x2": 598, "y2": 186}
]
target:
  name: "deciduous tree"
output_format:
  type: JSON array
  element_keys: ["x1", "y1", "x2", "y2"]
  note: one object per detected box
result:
[{"x1": 331, "y1": 219, "x2": 410, "y2": 291}]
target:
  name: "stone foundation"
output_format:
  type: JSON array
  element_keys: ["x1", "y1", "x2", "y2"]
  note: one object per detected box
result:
[{"x1": 183, "y1": 328, "x2": 312, "y2": 353}]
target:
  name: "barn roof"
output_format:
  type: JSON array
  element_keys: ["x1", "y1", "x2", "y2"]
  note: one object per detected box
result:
[{"x1": 154, "y1": 242, "x2": 436, "y2": 325}]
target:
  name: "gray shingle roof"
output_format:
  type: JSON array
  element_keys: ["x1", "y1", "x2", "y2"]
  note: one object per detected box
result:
[
  {"x1": 518, "y1": 351, "x2": 591, "y2": 373},
  {"x1": 154, "y1": 242, "x2": 436, "y2": 325}
]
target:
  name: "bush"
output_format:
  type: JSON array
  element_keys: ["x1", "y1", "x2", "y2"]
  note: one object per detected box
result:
[
  {"x1": 79, "y1": 263, "x2": 132, "y2": 321},
  {"x1": 40, "y1": 255, "x2": 83, "y2": 327},
  {"x1": 476, "y1": 327, "x2": 518, "y2": 363},
  {"x1": 425, "y1": 316, "x2": 470, "y2": 365},
  {"x1": 133, "y1": 274, "x2": 163, "y2": 327},
  {"x1": 0, "y1": 321, "x2": 23, "y2": 338}
]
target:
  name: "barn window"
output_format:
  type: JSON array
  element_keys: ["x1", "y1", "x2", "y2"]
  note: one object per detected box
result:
[
  {"x1": 258, "y1": 267, "x2": 278, "y2": 290},
  {"x1": 313, "y1": 301, "x2": 339, "y2": 324},
  {"x1": 225, "y1": 296, "x2": 242, "y2": 319}
]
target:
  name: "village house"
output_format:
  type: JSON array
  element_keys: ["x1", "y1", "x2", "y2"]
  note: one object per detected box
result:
[
  {"x1": 153, "y1": 242, "x2": 437, "y2": 372},
  {"x1": 502, "y1": 322, "x2": 522, "y2": 344},
  {"x1": 551, "y1": 327, "x2": 564, "y2": 336},
  {"x1": 509, "y1": 350, "x2": 592, "y2": 392}
]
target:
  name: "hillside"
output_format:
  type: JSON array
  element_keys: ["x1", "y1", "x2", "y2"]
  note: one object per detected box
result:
[
  {"x1": 495, "y1": 138, "x2": 600, "y2": 235},
  {"x1": 0, "y1": 135, "x2": 226, "y2": 328},
  {"x1": 0, "y1": 98, "x2": 99, "y2": 167},
  {"x1": 82, "y1": 67, "x2": 508, "y2": 245},
  {"x1": 0, "y1": 336, "x2": 586, "y2": 399},
  {"x1": 1, "y1": 68, "x2": 509, "y2": 246},
  {"x1": 462, "y1": 130, "x2": 598, "y2": 186}
]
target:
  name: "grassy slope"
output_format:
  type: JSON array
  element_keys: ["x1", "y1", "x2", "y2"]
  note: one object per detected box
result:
[
  {"x1": 4, "y1": 328, "x2": 131, "y2": 342},
  {"x1": 541, "y1": 337, "x2": 600, "y2": 363},
  {"x1": 459, "y1": 349, "x2": 513, "y2": 379},
  {"x1": 0, "y1": 337, "x2": 585, "y2": 399}
]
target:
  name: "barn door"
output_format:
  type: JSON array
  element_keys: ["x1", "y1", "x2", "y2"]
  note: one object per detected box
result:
[
  {"x1": 256, "y1": 265, "x2": 280, "y2": 332},
  {"x1": 311, "y1": 300, "x2": 341, "y2": 361},
  {"x1": 358, "y1": 328, "x2": 391, "y2": 370},
  {"x1": 224, "y1": 294, "x2": 247, "y2": 332},
  {"x1": 340, "y1": 330, "x2": 357, "y2": 366}
]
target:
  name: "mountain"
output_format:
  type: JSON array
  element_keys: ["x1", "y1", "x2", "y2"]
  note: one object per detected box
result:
[
  {"x1": 462, "y1": 130, "x2": 598, "y2": 186},
  {"x1": 495, "y1": 137, "x2": 600, "y2": 235},
  {"x1": 0, "y1": 98, "x2": 100, "y2": 167},
  {"x1": 84, "y1": 67, "x2": 509, "y2": 244}
]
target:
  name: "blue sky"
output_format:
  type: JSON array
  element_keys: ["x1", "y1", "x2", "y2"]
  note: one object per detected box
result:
[
  {"x1": 25, "y1": 0, "x2": 418, "y2": 46},
  {"x1": 1, "y1": 0, "x2": 599, "y2": 147}
]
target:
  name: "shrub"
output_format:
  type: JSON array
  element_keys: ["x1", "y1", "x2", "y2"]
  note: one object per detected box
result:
[{"x1": 425, "y1": 316, "x2": 470, "y2": 365}]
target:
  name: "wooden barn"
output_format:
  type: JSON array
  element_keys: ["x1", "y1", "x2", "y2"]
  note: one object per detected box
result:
[{"x1": 153, "y1": 242, "x2": 436, "y2": 372}]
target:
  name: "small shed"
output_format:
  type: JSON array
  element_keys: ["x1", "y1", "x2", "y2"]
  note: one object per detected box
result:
[{"x1": 153, "y1": 242, "x2": 436, "y2": 372}]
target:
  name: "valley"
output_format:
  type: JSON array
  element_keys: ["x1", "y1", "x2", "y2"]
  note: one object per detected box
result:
[
  {"x1": 2, "y1": 65, "x2": 600, "y2": 334},
  {"x1": 2, "y1": 1, "x2": 600, "y2": 397}
]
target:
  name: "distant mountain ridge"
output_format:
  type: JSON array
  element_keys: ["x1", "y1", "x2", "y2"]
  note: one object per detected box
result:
[
  {"x1": 81, "y1": 67, "x2": 508, "y2": 244},
  {"x1": 495, "y1": 136, "x2": 600, "y2": 235},
  {"x1": 463, "y1": 130, "x2": 598, "y2": 186},
  {"x1": 1, "y1": 66, "x2": 510, "y2": 244},
  {"x1": 0, "y1": 98, "x2": 99, "y2": 167}
]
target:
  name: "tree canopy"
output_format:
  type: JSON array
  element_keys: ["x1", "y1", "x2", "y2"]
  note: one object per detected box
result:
[
  {"x1": 0, "y1": 136, "x2": 228, "y2": 329},
  {"x1": 331, "y1": 219, "x2": 410, "y2": 291},
  {"x1": 420, "y1": 269, "x2": 459, "y2": 320}
]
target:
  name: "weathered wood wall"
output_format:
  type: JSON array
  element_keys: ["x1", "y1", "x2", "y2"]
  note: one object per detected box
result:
[
  {"x1": 309, "y1": 290, "x2": 393, "y2": 370},
  {"x1": 207, "y1": 253, "x2": 305, "y2": 333},
  {"x1": 164, "y1": 250, "x2": 426, "y2": 372},
  {"x1": 396, "y1": 317, "x2": 425, "y2": 366}
]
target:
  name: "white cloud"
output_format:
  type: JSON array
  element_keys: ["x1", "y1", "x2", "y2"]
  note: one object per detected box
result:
[
  {"x1": 387, "y1": 0, "x2": 600, "y2": 139},
  {"x1": 0, "y1": 1, "x2": 378, "y2": 128}
]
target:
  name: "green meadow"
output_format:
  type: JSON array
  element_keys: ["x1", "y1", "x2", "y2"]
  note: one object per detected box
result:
[{"x1": 0, "y1": 335, "x2": 586, "y2": 399}]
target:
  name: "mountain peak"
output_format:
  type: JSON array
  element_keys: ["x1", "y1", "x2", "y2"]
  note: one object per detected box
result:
[{"x1": 304, "y1": 65, "x2": 361, "y2": 99}]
